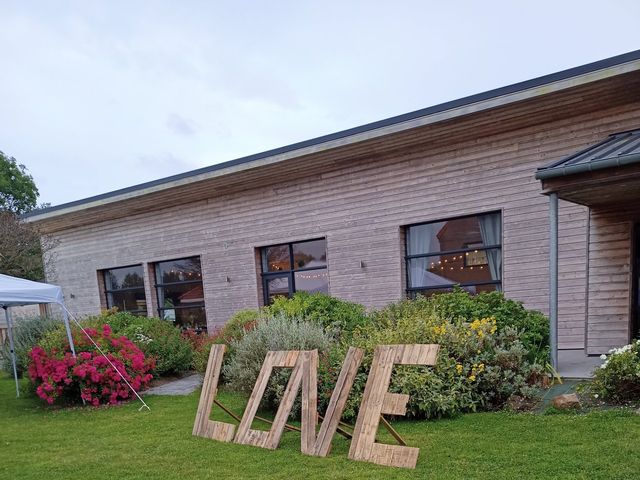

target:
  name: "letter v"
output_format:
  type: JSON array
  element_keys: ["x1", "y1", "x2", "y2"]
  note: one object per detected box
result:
[{"x1": 301, "y1": 347, "x2": 364, "y2": 457}]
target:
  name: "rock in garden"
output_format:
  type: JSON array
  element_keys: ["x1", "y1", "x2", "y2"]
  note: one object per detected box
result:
[{"x1": 551, "y1": 393, "x2": 581, "y2": 409}]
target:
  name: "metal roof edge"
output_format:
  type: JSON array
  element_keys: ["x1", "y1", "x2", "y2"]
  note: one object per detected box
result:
[
  {"x1": 24, "y1": 49, "x2": 640, "y2": 223},
  {"x1": 535, "y1": 152, "x2": 640, "y2": 180}
]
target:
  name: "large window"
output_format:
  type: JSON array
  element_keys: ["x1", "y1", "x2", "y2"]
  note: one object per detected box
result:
[
  {"x1": 154, "y1": 256, "x2": 207, "y2": 332},
  {"x1": 260, "y1": 238, "x2": 328, "y2": 304},
  {"x1": 405, "y1": 212, "x2": 502, "y2": 297},
  {"x1": 102, "y1": 265, "x2": 147, "y2": 315}
]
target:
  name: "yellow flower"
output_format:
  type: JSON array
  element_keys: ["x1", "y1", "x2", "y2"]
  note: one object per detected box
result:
[
  {"x1": 468, "y1": 375, "x2": 476, "y2": 382},
  {"x1": 432, "y1": 324, "x2": 447, "y2": 336},
  {"x1": 455, "y1": 364, "x2": 463, "y2": 374}
]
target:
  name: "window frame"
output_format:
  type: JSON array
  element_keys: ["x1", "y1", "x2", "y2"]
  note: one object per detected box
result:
[
  {"x1": 153, "y1": 256, "x2": 206, "y2": 329},
  {"x1": 404, "y1": 211, "x2": 503, "y2": 296},
  {"x1": 102, "y1": 263, "x2": 148, "y2": 315},
  {"x1": 260, "y1": 238, "x2": 328, "y2": 304}
]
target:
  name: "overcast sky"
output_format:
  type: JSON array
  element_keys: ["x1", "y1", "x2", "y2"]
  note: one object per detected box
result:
[{"x1": 1, "y1": 1, "x2": 639, "y2": 207}]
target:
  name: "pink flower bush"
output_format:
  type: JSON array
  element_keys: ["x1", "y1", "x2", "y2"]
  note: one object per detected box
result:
[{"x1": 28, "y1": 324, "x2": 154, "y2": 406}]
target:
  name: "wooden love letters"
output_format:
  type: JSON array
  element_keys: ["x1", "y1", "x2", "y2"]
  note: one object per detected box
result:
[{"x1": 193, "y1": 343, "x2": 439, "y2": 469}]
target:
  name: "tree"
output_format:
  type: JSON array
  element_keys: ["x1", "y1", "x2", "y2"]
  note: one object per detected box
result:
[
  {"x1": 0, "y1": 152, "x2": 54, "y2": 281},
  {"x1": 0, "y1": 212, "x2": 56, "y2": 281},
  {"x1": 0, "y1": 151, "x2": 39, "y2": 215}
]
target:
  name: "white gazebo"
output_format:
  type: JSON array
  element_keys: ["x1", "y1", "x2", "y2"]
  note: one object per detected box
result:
[{"x1": 0, "y1": 274, "x2": 76, "y2": 397}]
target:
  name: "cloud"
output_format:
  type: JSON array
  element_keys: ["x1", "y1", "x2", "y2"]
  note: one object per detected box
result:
[
  {"x1": 166, "y1": 114, "x2": 196, "y2": 136},
  {"x1": 1, "y1": 1, "x2": 639, "y2": 207},
  {"x1": 137, "y1": 152, "x2": 196, "y2": 174}
]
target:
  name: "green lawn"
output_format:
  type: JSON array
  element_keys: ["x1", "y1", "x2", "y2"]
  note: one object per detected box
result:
[{"x1": 1, "y1": 374, "x2": 639, "y2": 480}]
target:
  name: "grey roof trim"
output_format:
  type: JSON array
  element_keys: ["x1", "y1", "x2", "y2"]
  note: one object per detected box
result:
[
  {"x1": 25, "y1": 49, "x2": 640, "y2": 222},
  {"x1": 535, "y1": 129, "x2": 640, "y2": 180}
]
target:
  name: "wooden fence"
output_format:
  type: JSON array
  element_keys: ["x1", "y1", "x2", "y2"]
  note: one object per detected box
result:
[{"x1": 0, "y1": 326, "x2": 7, "y2": 345}]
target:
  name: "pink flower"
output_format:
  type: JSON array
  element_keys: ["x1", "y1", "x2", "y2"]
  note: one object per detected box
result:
[{"x1": 27, "y1": 324, "x2": 153, "y2": 408}]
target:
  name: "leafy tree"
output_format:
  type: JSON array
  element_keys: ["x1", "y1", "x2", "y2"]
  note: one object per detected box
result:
[
  {"x1": 0, "y1": 152, "x2": 54, "y2": 281},
  {"x1": 0, "y1": 151, "x2": 39, "y2": 215}
]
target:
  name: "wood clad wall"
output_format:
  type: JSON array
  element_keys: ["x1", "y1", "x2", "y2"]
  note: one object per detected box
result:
[
  {"x1": 586, "y1": 206, "x2": 640, "y2": 354},
  {"x1": 47, "y1": 101, "x2": 640, "y2": 350}
]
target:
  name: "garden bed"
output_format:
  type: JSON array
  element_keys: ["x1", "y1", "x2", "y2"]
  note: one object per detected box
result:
[{"x1": 1, "y1": 374, "x2": 639, "y2": 480}]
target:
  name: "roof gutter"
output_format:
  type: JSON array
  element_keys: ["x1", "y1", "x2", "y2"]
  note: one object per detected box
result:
[
  {"x1": 24, "y1": 52, "x2": 640, "y2": 224},
  {"x1": 535, "y1": 152, "x2": 640, "y2": 180}
]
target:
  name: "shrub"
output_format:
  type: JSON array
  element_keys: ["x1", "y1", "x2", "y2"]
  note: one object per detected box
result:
[
  {"x1": 319, "y1": 303, "x2": 542, "y2": 421},
  {"x1": 266, "y1": 292, "x2": 368, "y2": 338},
  {"x1": 224, "y1": 314, "x2": 333, "y2": 415},
  {"x1": 1, "y1": 315, "x2": 60, "y2": 377},
  {"x1": 182, "y1": 329, "x2": 224, "y2": 373},
  {"x1": 86, "y1": 310, "x2": 142, "y2": 332},
  {"x1": 219, "y1": 309, "x2": 262, "y2": 344},
  {"x1": 43, "y1": 311, "x2": 193, "y2": 377},
  {"x1": 588, "y1": 340, "x2": 640, "y2": 403},
  {"x1": 423, "y1": 288, "x2": 549, "y2": 364},
  {"x1": 28, "y1": 324, "x2": 154, "y2": 406},
  {"x1": 120, "y1": 320, "x2": 193, "y2": 376}
]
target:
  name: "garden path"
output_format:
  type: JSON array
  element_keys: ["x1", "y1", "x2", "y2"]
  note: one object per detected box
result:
[{"x1": 145, "y1": 374, "x2": 203, "y2": 395}]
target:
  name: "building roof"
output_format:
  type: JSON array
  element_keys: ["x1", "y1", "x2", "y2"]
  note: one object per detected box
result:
[
  {"x1": 535, "y1": 128, "x2": 640, "y2": 180},
  {"x1": 24, "y1": 49, "x2": 640, "y2": 224}
]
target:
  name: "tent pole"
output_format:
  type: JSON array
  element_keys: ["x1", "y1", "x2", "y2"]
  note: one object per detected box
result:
[
  {"x1": 61, "y1": 307, "x2": 76, "y2": 357},
  {"x1": 4, "y1": 307, "x2": 20, "y2": 398}
]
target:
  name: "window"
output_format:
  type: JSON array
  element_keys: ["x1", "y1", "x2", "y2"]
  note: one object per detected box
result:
[
  {"x1": 405, "y1": 212, "x2": 502, "y2": 297},
  {"x1": 102, "y1": 265, "x2": 147, "y2": 315},
  {"x1": 154, "y1": 256, "x2": 207, "y2": 332},
  {"x1": 260, "y1": 238, "x2": 328, "y2": 304}
]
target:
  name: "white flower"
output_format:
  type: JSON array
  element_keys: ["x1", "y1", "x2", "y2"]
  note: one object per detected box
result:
[
  {"x1": 600, "y1": 354, "x2": 607, "y2": 360},
  {"x1": 594, "y1": 394, "x2": 599, "y2": 399}
]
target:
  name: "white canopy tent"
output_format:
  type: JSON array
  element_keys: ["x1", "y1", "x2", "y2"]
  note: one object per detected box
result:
[{"x1": 0, "y1": 273, "x2": 76, "y2": 397}]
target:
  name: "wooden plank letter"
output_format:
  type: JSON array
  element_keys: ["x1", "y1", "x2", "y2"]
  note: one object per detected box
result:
[
  {"x1": 302, "y1": 346, "x2": 364, "y2": 457},
  {"x1": 234, "y1": 350, "x2": 311, "y2": 450},
  {"x1": 192, "y1": 344, "x2": 236, "y2": 442},
  {"x1": 348, "y1": 344, "x2": 439, "y2": 469}
]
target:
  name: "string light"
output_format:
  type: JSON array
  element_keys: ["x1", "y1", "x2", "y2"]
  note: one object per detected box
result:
[{"x1": 295, "y1": 272, "x2": 328, "y2": 280}]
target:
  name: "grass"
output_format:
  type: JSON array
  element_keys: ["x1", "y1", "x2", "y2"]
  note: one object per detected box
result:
[{"x1": 1, "y1": 374, "x2": 639, "y2": 479}]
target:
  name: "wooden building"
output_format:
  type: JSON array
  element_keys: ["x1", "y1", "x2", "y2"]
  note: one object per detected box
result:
[{"x1": 25, "y1": 50, "x2": 640, "y2": 361}]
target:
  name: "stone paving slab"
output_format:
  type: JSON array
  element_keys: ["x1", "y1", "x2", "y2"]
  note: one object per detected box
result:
[
  {"x1": 558, "y1": 349, "x2": 603, "y2": 379},
  {"x1": 145, "y1": 374, "x2": 203, "y2": 396}
]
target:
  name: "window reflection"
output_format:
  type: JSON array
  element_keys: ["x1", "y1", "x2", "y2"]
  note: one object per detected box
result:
[
  {"x1": 261, "y1": 239, "x2": 329, "y2": 304},
  {"x1": 102, "y1": 265, "x2": 147, "y2": 315},
  {"x1": 406, "y1": 213, "x2": 502, "y2": 295},
  {"x1": 154, "y1": 256, "x2": 207, "y2": 332}
]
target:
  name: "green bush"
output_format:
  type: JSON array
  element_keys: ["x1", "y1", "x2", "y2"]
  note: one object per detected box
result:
[
  {"x1": 426, "y1": 288, "x2": 549, "y2": 364},
  {"x1": 588, "y1": 340, "x2": 640, "y2": 402},
  {"x1": 319, "y1": 302, "x2": 542, "y2": 421},
  {"x1": 191, "y1": 339, "x2": 217, "y2": 373},
  {"x1": 219, "y1": 309, "x2": 262, "y2": 343},
  {"x1": 224, "y1": 314, "x2": 333, "y2": 416},
  {"x1": 1, "y1": 315, "x2": 60, "y2": 377},
  {"x1": 121, "y1": 320, "x2": 193, "y2": 376},
  {"x1": 266, "y1": 292, "x2": 368, "y2": 338},
  {"x1": 181, "y1": 329, "x2": 224, "y2": 373}
]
